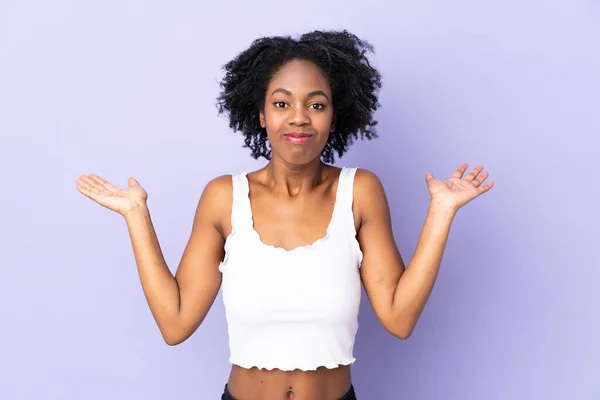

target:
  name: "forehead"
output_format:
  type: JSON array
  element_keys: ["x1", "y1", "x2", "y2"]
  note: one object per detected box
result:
[{"x1": 267, "y1": 59, "x2": 331, "y2": 94}]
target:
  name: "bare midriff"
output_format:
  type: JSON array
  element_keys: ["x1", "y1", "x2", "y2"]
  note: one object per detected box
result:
[{"x1": 226, "y1": 364, "x2": 352, "y2": 400}]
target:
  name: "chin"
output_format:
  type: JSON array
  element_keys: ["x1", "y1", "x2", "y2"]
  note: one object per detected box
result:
[{"x1": 280, "y1": 150, "x2": 322, "y2": 166}]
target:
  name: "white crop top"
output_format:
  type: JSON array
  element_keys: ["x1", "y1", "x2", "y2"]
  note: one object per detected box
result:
[{"x1": 218, "y1": 167, "x2": 364, "y2": 371}]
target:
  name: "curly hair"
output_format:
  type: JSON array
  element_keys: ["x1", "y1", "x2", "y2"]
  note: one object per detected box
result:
[{"x1": 216, "y1": 29, "x2": 382, "y2": 164}]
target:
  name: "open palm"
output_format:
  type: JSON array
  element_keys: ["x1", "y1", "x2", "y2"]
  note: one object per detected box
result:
[
  {"x1": 76, "y1": 174, "x2": 148, "y2": 216},
  {"x1": 425, "y1": 163, "x2": 494, "y2": 210}
]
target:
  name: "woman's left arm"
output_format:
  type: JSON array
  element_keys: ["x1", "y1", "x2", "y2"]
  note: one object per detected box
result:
[{"x1": 355, "y1": 164, "x2": 493, "y2": 339}]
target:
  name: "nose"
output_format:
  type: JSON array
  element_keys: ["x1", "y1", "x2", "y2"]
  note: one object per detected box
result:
[{"x1": 289, "y1": 105, "x2": 310, "y2": 126}]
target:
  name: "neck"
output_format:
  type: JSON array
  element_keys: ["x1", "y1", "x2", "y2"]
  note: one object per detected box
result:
[{"x1": 264, "y1": 157, "x2": 326, "y2": 196}]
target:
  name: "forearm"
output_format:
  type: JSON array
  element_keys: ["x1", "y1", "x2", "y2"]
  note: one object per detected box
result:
[
  {"x1": 391, "y1": 202, "x2": 457, "y2": 336},
  {"x1": 123, "y1": 206, "x2": 181, "y2": 339}
]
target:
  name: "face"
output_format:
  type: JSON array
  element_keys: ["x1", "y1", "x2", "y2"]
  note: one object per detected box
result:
[{"x1": 259, "y1": 59, "x2": 335, "y2": 166}]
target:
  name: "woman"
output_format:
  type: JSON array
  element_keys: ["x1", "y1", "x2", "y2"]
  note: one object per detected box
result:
[{"x1": 76, "y1": 30, "x2": 493, "y2": 400}]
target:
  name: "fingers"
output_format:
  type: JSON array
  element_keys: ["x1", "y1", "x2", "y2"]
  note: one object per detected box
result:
[
  {"x1": 468, "y1": 166, "x2": 494, "y2": 192},
  {"x1": 88, "y1": 174, "x2": 119, "y2": 194},
  {"x1": 479, "y1": 180, "x2": 494, "y2": 192},
  {"x1": 456, "y1": 164, "x2": 485, "y2": 183},
  {"x1": 128, "y1": 177, "x2": 140, "y2": 188},
  {"x1": 464, "y1": 165, "x2": 484, "y2": 181},
  {"x1": 472, "y1": 170, "x2": 489, "y2": 187},
  {"x1": 76, "y1": 175, "x2": 103, "y2": 200},
  {"x1": 452, "y1": 164, "x2": 493, "y2": 191},
  {"x1": 451, "y1": 163, "x2": 469, "y2": 179}
]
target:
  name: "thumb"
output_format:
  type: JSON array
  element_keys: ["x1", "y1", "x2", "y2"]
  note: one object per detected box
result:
[
  {"x1": 127, "y1": 177, "x2": 141, "y2": 188},
  {"x1": 425, "y1": 172, "x2": 435, "y2": 183}
]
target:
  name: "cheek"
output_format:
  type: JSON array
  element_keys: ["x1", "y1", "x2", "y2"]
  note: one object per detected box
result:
[
  {"x1": 265, "y1": 113, "x2": 286, "y2": 129},
  {"x1": 318, "y1": 132, "x2": 331, "y2": 147},
  {"x1": 318, "y1": 115, "x2": 334, "y2": 135}
]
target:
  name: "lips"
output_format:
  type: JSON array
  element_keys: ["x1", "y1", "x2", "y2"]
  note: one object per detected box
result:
[
  {"x1": 284, "y1": 133, "x2": 312, "y2": 138},
  {"x1": 283, "y1": 133, "x2": 313, "y2": 143}
]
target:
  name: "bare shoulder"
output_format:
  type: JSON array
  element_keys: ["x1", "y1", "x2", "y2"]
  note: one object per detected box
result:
[
  {"x1": 202, "y1": 174, "x2": 233, "y2": 203},
  {"x1": 196, "y1": 174, "x2": 234, "y2": 237},
  {"x1": 354, "y1": 168, "x2": 387, "y2": 203},
  {"x1": 354, "y1": 168, "x2": 384, "y2": 189},
  {"x1": 353, "y1": 168, "x2": 390, "y2": 227}
]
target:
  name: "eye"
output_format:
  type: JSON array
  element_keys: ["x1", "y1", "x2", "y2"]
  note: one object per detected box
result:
[
  {"x1": 273, "y1": 101, "x2": 288, "y2": 108},
  {"x1": 310, "y1": 103, "x2": 325, "y2": 110}
]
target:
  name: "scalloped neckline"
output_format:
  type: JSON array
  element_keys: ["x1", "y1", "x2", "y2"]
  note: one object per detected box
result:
[{"x1": 243, "y1": 168, "x2": 344, "y2": 253}]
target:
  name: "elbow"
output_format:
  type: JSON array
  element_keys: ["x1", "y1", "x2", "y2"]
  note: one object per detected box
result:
[
  {"x1": 160, "y1": 315, "x2": 201, "y2": 346},
  {"x1": 389, "y1": 327, "x2": 413, "y2": 340},
  {"x1": 386, "y1": 316, "x2": 416, "y2": 340},
  {"x1": 164, "y1": 335, "x2": 184, "y2": 346},
  {"x1": 162, "y1": 328, "x2": 192, "y2": 346},
  {"x1": 160, "y1": 324, "x2": 187, "y2": 346},
  {"x1": 388, "y1": 306, "x2": 422, "y2": 339},
  {"x1": 396, "y1": 330, "x2": 413, "y2": 340}
]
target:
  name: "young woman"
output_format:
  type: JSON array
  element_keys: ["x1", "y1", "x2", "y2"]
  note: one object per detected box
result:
[{"x1": 76, "y1": 30, "x2": 493, "y2": 400}]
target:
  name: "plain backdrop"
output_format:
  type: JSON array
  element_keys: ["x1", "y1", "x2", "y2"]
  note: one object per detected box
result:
[{"x1": 1, "y1": 0, "x2": 599, "y2": 399}]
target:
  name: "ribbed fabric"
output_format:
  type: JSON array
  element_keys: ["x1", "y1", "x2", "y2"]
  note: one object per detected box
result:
[{"x1": 218, "y1": 167, "x2": 363, "y2": 371}]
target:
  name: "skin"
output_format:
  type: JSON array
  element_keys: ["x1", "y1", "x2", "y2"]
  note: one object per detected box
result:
[{"x1": 75, "y1": 59, "x2": 494, "y2": 400}]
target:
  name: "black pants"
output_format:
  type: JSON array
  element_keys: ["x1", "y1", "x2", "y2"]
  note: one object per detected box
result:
[{"x1": 221, "y1": 383, "x2": 357, "y2": 400}]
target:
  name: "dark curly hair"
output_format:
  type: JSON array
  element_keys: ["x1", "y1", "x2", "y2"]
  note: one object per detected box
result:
[{"x1": 216, "y1": 29, "x2": 382, "y2": 163}]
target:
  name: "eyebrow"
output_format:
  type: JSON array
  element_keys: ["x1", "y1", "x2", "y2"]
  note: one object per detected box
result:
[{"x1": 271, "y1": 88, "x2": 330, "y2": 101}]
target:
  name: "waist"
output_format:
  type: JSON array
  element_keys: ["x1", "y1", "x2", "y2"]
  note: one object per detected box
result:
[
  {"x1": 227, "y1": 364, "x2": 352, "y2": 400},
  {"x1": 226, "y1": 321, "x2": 358, "y2": 372}
]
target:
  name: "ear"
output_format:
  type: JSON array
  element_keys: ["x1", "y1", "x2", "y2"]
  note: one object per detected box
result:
[
  {"x1": 259, "y1": 109, "x2": 266, "y2": 128},
  {"x1": 330, "y1": 115, "x2": 336, "y2": 132}
]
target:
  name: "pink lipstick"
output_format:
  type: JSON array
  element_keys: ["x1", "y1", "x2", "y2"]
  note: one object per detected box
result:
[{"x1": 284, "y1": 133, "x2": 313, "y2": 143}]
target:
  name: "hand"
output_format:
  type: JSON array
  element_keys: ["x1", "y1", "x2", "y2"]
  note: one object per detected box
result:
[
  {"x1": 425, "y1": 163, "x2": 494, "y2": 211},
  {"x1": 76, "y1": 174, "x2": 148, "y2": 217}
]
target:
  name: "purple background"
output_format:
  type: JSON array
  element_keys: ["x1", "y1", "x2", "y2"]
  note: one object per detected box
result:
[{"x1": 1, "y1": 0, "x2": 599, "y2": 399}]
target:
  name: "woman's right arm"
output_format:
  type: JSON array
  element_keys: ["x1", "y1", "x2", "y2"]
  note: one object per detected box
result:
[{"x1": 124, "y1": 175, "x2": 231, "y2": 345}]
